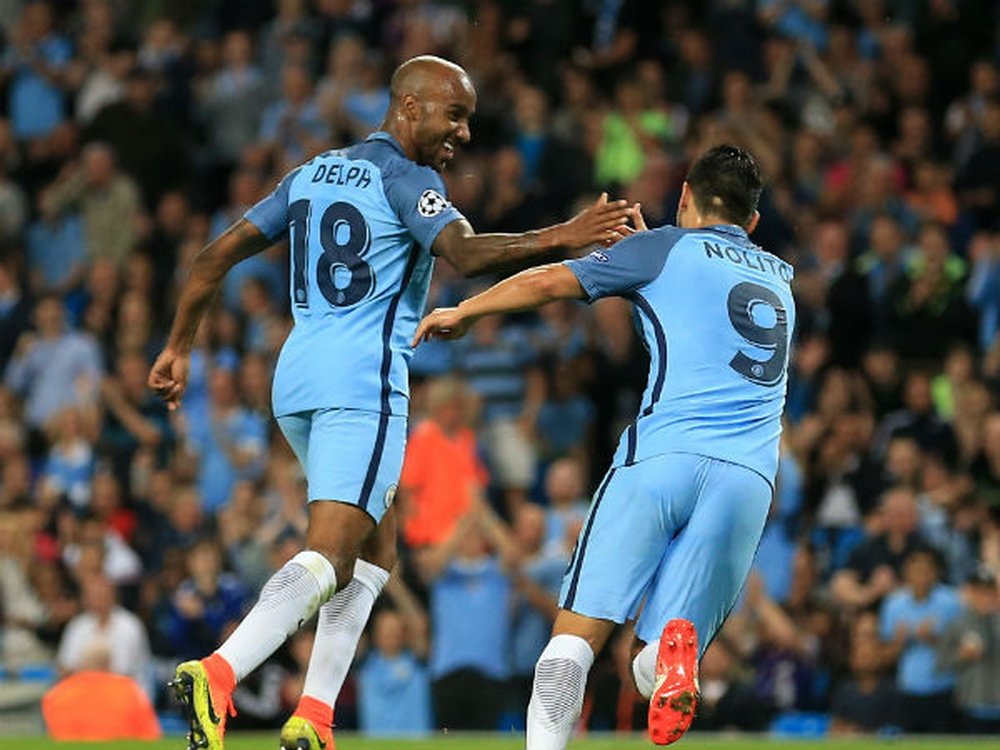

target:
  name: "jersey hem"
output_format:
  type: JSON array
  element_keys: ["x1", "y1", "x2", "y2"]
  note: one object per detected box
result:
[
  {"x1": 613, "y1": 449, "x2": 775, "y2": 491},
  {"x1": 272, "y1": 404, "x2": 409, "y2": 420}
]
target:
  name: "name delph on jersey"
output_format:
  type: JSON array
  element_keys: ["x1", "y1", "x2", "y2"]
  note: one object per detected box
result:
[{"x1": 243, "y1": 131, "x2": 464, "y2": 420}]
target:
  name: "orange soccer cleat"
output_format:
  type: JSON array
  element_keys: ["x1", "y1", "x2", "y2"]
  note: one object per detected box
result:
[{"x1": 647, "y1": 618, "x2": 699, "y2": 746}]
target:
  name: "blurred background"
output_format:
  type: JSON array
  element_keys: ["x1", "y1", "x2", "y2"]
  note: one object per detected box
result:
[{"x1": 0, "y1": 0, "x2": 999, "y2": 740}]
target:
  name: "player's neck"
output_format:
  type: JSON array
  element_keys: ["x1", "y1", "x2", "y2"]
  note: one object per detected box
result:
[
  {"x1": 380, "y1": 120, "x2": 419, "y2": 163},
  {"x1": 691, "y1": 215, "x2": 744, "y2": 231}
]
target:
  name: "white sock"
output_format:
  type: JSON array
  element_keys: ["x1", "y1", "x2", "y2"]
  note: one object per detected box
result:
[
  {"x1": 632, "y1": 641, "x2": 658, "y2": 699},
  {"x1": 300, "y1": 559, "x2": 390, "y2": 708},
  {"x1": 217, "y1": 550, "x2": 336, "y2": 681},
  {"x1": 526, "y1": 634, "x2": 594, "y2": 750}
]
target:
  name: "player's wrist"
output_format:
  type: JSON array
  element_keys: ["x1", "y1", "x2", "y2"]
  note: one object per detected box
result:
[{"x1": 538, "y1": 224, "x2": 565, "y2": 251}]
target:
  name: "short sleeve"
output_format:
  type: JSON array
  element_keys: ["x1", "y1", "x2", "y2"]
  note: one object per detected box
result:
[
  {"x1": 383, "y1": 162, "x2": 464, "y2": 251},
  {"x1": 878, "y1": 596, "x2": 899, "y2": 641},
  {"x1": 563, "y1": 226, "x2": 684, "y2": 302},
  {"x1": 244, "y1": 168, "x2": 299, "y2": 242}
]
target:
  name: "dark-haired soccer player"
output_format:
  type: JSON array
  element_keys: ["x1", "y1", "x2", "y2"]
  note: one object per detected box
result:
[
  {"x1": 414, "y1": 145, "x2": 795, "y2": 747},
  {"x1": 148, "y1": 55, "x2": 632, "y2": 750}
]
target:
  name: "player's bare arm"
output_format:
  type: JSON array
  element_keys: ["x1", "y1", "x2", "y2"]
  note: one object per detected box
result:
[
  {"x1": 148, "y1": 219, "x2": 272, "y2": 409},
  {"x1": 412, "y1": 263, "x2": 584, "y2": 346},
  {"x1": 432, "y1": 193, "x2": 634, "y2": 277}
]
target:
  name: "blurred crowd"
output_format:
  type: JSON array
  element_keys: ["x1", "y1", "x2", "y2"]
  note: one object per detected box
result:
[{"x1": 1, "y1": 0, "x2": 1000, "y2": 739}]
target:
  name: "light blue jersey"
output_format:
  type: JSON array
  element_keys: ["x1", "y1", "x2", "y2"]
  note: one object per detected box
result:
[
  {"x1": 558, "y1": 223, "x2": 795, "y2": 652},
  {"x1": 564, "y1": 223, "x2": 795, "y2": 486},
  {"x1": 245, "y1": 131, "x2": 464, "y2": 419},
  {"x1": 244, "y1": 131, "x2": 463, "y2": 518}
]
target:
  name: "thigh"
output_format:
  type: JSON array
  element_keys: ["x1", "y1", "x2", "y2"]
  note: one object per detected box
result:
[
  {"x1": 558, "y1": 455, "x2": 700, "y2": 626},
  {"x1": 636, "y1": 458, "x2": 771, "y2": 655},
  {"x1": 276, "y1": 411, "x2": 312, "y2": 468},
  {"x1": 306, "y1": 409, "x2": 407, "y2": 524}
]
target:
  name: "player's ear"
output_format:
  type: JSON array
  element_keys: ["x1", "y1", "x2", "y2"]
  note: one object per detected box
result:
[
  {"x1": 745, "y1": 210, "x2": 761, "y2": 235},
  {"x1": 401, "y1": 94, "x2": 422, "y2": 122},
  {"x1": 676, "y1": 182, "x2": 692, "y2": 226}
]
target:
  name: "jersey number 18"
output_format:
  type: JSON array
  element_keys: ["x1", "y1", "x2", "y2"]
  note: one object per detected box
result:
[{"x1": 289, "y1": 199, "x2": 375, "y2": 308}]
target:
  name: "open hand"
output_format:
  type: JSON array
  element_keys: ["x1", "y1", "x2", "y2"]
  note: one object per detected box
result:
[
  {"x1": 607, "y1": 202, "x2": 648, "y2": 244},
  {"x1": 559, "y1": 192, "x2": 633, "y2": 250}
]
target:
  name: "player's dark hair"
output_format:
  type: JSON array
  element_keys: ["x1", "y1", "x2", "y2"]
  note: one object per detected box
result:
[{"x1": 685, "y1": 144, "x2": 763, "y2": 227}]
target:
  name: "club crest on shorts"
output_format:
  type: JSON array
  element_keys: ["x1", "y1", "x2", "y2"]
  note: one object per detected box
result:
[
  {"x1": 417, "y1": 189, "x2": 448, "y2": 217},
  {"x1": 384, "y1": 483, "x2": 397, "y2": 509}
]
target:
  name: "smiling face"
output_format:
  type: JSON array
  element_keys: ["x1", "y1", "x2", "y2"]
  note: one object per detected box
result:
[
  {"x1": 389, "y1": 57, "x2": 476, "y2": 172},
  {"x1": 409, "y1": 74, "x2": 475, "y2": 171}
]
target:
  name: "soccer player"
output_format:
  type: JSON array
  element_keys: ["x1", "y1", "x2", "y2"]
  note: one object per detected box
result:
[
  {"x1": 147, "y1": 55, "x2": 632, "y2": 750},
  {"x1": 413, "y1": 145, "x2": 795, "y2": 747}
]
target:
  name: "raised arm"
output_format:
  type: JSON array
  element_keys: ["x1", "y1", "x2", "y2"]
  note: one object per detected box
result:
[
  {"x1": 148, "y1": 219, "x2": 272, "y2": 409},
  {"x1": 431, "y1": 194, "x2": 635, "y2": 278}
]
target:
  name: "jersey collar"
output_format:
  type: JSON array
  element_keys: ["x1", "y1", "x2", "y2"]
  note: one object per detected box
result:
[
  {"x1": 707, "y1": 224, "x2": 749, "y2": 238},
  {"x1": 366, "y1": 130, "x2": 407, "y2": 156}
]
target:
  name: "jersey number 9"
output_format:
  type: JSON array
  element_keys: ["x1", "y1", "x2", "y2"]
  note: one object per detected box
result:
[
  {"x1": 289, "y1": 199, "x2": 375, "y2": 308},
  {"x1": 727, "y1": 282, "x2": 789, "y2": 387}
]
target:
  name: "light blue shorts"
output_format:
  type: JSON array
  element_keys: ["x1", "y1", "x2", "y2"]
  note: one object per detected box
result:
[
  {"x1": 276, "y1": 408, "x2": 407, "y2": 524},
  {"x1": 558, "y1": 452, "x2": 771, "y2": 656}
]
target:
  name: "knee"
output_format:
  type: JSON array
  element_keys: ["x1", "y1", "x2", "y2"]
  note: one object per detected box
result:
[{"x1": 307, "y1": 545, "x2": 357, "y2": 592}]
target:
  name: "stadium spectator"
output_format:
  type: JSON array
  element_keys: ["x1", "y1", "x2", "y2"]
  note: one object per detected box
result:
[
  {"x1": 691, "y1": 638, "x2": 773, "y2": 732},
  {"x1": 56, "y1": 574, "x2": 151, "y2": 687},
  {"x1": 198, "y1": 30, "x2": 267, "y2": 168},
  {"x1": 419, "y1": 498, "x2": 518, "y2": 731},
  {"x1": 1, "y1": 0, "x2": 71, "y2": 141},
  {"x1": 829, "y1": 615, "x2": 899, "y2": 734},
  {"x1": 42, "y1": 644, "x2": 161, "y2": 740},
  {"x1": 4, "y1": 294, "x2": 103, "y2": 433},
  {"x1": 831, "y1": 487, "x2": 930, "y2": 611},
  {"x1": 399, "y1": 375, "x2": 487, "y2": 547},
  {"x1": 0, "y1": 509, "x2": 51, "y2": 668},
  {"x1": 258, "y1": 63, "x2": 328, "y2": 165},
  {"x1": 539, "y1": 457, "x2": 588, "y2": 553},
  {"x1": 165, "y1": 539, "x2": 246, "y2": 661},
  {"x1": 938, "y1": 566, "x2": 1000, "y2": 733},
  {"x1": 879, "y1": 546, "x2": 962, "y2": 733},
  {"x1": 508, "y1": 503, "x2": 568, "y2": 716},
  {"x1": 357, "y1": 573, "x2": 432, "y2": 735},
  {"x1": 181, "y1": 366, "x2": 267, "y2": 513},
  {"x1": 39, "y1": 142, "x2": 143, "y2": 266}
]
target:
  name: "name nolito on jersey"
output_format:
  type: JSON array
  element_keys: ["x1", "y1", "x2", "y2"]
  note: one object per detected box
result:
[{"x1": 703, "y1": 241, "x2": 793, "y2": 284}]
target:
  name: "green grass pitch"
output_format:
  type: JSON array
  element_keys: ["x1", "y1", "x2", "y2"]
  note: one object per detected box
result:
[{"x1": 0, "y1": 735, "x2": 991, "y2": 750}]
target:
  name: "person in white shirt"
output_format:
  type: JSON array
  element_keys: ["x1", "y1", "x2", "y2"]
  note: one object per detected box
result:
[{"x1": 56, "y1": 574, "x2": 151, "y2": 690}]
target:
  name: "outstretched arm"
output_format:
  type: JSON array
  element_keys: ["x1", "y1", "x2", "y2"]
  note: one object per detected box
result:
[
  {"x1": 148, "y1": 219, "x2": 272, "y2": 409},
  {"x1": 432, "y1": 194, "x2": 636, "y2": 277},
  {"x1": 412, "y1": 263, "x2": 585, "y2": 346}
]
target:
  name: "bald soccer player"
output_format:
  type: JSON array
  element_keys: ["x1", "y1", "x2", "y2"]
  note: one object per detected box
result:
[{"x1": 148, "y1": 55, "x2": 633, "y2": 750}]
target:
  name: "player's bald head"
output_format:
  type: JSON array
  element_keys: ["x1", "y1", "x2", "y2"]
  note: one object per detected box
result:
[
  {"x1": 382, "y1": 55, "x2": 475, "y2": 170},
  {"x1": 389, "y1": 55, "x2": 474, "y2": 104}
]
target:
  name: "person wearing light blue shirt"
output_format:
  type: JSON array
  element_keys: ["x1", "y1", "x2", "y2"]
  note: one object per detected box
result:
[
  {"x1": 4, "y1": 295, "x2": 103, "y2": 430},
  {"x1": 2, "y1": 1, "x2": 72, "y2": 140},
  {"x1": 358, "y1": 608, "x2": 432, "y2": 735},
  {"x1": 185, "y1": 367, "x2": 267, "y2": 513},
  {"x1": 414, "y1": 144, "x2": 793, "y2": 748},
  {"x1": 879, "y1": 547, "x2": 962, "y2": 733},
  {"x1": 421, "y1": 501, "x2": 518, "y2": 731},
  {"x1": 148, "y1": 54, "x2": 630, "y2": 750}
]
